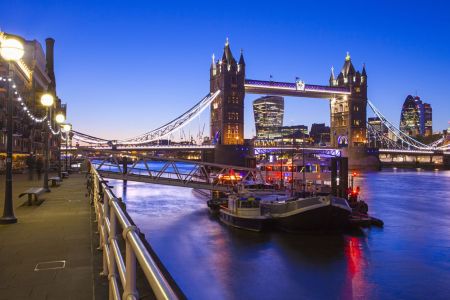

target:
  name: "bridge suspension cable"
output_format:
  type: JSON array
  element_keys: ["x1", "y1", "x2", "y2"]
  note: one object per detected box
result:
[
  {"x1": 367, "y1": 100, "x2": 431, "y2": 150},
  {"x1": 117, "y1": 90, "x2": 220, "y2": 145},
  {"x1": 70, "y1": 91, "x2": 220, "y2": 146},
  {"x1": 71, "y1": 130, "x2": 111, "y2": 145},
  {"x1": 366, "y1": 122, "x2": 402, "y2": 149}
]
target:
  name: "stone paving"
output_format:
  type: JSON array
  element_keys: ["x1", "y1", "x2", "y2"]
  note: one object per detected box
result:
[{"x1": 0, "y1": 172, "x2": 96, "y2": 299}]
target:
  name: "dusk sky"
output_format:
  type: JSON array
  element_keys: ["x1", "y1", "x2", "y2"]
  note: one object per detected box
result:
[{"x1": 1, "y1": 0, "x2": 449, "y2": 140}]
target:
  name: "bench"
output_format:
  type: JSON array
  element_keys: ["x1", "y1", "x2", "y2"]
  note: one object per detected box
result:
[
  {"x1": 61, "y1": 171, "x2": 69, "y2": 179},
  {"x1": 19, "y1": 187, "x2": 46, "y2": 206},
  {"x1": 48, "y1": 176, "x2": 62, "y2": 187}
]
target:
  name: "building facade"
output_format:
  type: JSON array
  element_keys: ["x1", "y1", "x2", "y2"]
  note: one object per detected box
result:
[
  {"x1": 210, "y1": 40, "x2": 245, "y2": 145},
  {"x1": 329, "y1": 53, "x2": 367, "y2": 148},
  {"x1": 0, "y1": 31, "x2": 65, "y2": 170},
  {"x1": 253, "y1": 96, "x2": 284, "y2": 141},
  {"x1": 277, "y1": 125, "x2": 309, "y2": 145},
  {"x1": 399, "y1": 95, "x2": 432, "y2": 137},
  {"x1": 309, "y1": 123, "x2": 330, "y2": 145}
]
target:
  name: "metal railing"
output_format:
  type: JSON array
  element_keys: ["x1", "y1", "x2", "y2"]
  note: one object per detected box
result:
[{"x1": 89, "y1": 165, "x2": 180, "y2": 300}]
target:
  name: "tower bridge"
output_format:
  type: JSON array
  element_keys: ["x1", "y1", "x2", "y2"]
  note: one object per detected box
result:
[
  {"x1": 209, "y1": 41, "x2": 367, "y2": 167},
  {"x1": 69, "y1": 40, "x2": 450, "y2": 170}
]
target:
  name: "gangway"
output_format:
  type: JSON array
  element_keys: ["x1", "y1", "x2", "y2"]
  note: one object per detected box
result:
[{"x1": 92, "y1": 155, "x2": 264, "y2": 192}]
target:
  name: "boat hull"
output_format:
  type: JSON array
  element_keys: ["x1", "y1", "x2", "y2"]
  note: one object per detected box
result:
[
  {"x1": 273, "y1": 204, "x2": 351, "y2": 232},
  {"x1": 219, "y1": 210, "x2": 269, "y2": 232}
]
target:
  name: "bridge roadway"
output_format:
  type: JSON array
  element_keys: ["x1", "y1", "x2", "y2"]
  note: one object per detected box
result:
[
  {"x1": 66, "y1": 144, "x2": 342, "y2": 155},
  {"x1": 94, "y1": 155, "x2": 263, "y2": 192},
  {"x1": 97, "y1": 170, "x2": 233, "y2": 192},
  {"x1": 378, "y1": 148, "x2": 450, "y2": 169},
  {"x1": 244, "y1": 79, "x2": 351, "y2": 98}
]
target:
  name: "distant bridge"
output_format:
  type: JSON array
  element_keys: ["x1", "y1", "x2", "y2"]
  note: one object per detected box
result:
[{"x1": 93, "y1": 155, "x2": 264, "y2": 192}]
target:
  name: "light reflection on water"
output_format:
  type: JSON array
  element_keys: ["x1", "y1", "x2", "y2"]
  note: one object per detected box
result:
[{"x1": 109, "y1": 170, "x2": 450, "y2": 300}]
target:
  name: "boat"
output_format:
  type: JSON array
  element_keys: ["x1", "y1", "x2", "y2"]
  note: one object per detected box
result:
[
  {"x1": 347, "y1": 187, "x2": 384, "y2": 228},
  {"x1": 219, "y1": 194, "x2": 271, "y2": 232},
  {"x1": 218, "y1": 191, "x2": 352, "y2": 232},
  {"x1": 262, "y1": 195, "x2": 352, "y2": 231}
]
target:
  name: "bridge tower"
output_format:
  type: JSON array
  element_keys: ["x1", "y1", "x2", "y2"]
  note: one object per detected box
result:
[
  {"x1": 208, "y1": 40, "x2": 252, "y2": 166},
  {"x1": 329, "y1": 53, "x2": 367, "y2": 149},
  {"x1": 210, "y1": 39, "x2": 245, "y2": 145}
]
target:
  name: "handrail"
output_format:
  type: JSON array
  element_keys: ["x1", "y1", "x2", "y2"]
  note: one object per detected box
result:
[{"x1": 89, "y1": 164, "x2": 180, "y2": 300}]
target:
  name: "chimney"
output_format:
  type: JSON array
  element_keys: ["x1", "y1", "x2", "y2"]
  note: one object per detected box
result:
[{"x1": 45, "y1": 37, "x2": 56, "y2": 92}]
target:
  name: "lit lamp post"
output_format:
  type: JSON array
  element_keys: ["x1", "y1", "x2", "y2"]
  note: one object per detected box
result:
[
  {"x1": 55, "y1": 112, "x2": 65, "y2": 179},
  {"x1": 41, "y1": 93, "x2": 54, "y2": 192},
  {"x1": 61, "y1": 124, "x2": 72, "y2": 172},
  {"x1": 0, "y1": 37, "x2": 24, "y2": 224}
]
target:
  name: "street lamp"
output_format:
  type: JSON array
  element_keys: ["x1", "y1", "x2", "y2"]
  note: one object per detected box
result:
[
  {"x1": 61, "y1": 124, "x2": 72, "y2": 172},
  {"x1": 55, "y1": 112, "x2": 65, "y2": 124},
  {"x1": 0, "y1": 37, "x2": 24, "y2": 224},
  {"x1": 55, "y1": 112, "x2": 65, "y2": 178},
  {"x1": 41, "y1": 93, "x2": 54, "y2": 192}
]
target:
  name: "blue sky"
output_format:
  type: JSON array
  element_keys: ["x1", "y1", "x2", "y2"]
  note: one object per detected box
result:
[{"x1": 2, "y1": 0, "x2": 449, "y2": 140}]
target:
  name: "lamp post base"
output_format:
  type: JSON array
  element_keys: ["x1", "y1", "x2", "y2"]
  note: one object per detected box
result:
[{"x1": 0, "y1": 216, "x2": 18, "y2": 224}]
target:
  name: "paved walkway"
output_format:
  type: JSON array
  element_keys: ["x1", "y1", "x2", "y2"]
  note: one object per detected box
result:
[{"x1": 0, "y1": 172, "x2": 96, "y2": 299}]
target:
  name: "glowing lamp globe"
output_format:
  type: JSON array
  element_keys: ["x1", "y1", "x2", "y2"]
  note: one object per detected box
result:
[
  {"x1": 40, "y1": 93, "x2": 54, "y2": 107},
  {"x1": 62, "y1": 124, "x2": 72, "y2": 132},
  {"x1": 55, "y1": 113, "x2": 65, "y2": 124},
  {"x1": 0, "y1": 38, "x2": 25, "y2": 61}
]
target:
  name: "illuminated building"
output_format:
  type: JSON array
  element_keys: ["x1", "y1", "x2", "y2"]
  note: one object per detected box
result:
[
  {"x1": 0, "y1": 31, "x2": 66, "y2": 159},
  {"x1": 329, "y1": 53, "x2": 367, "y2": 147},
  {"x1": 399, "y1": 95, "x2": 432, "y2": 137},
  {"x1": 210, "y1": 39, "x2": 245, "y2": 145},
  {"x1": 278, "y1": 125, "x2": 310, "y2": 145},
  {"x1": 253, "y1": 96, "x2": 284, "y2": 141},
  {"x1": 423, "y1": 103, "x2": 432, "y2": 136}
]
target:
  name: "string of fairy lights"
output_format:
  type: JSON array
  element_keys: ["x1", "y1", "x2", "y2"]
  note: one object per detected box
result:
[{"x1": 1, "y1": 75, "x2": 64, "y2": 136}]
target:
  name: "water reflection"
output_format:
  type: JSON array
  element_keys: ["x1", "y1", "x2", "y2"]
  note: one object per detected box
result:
[{"x1": 109, "y1": 170, "x2": 450, "y2": 300}]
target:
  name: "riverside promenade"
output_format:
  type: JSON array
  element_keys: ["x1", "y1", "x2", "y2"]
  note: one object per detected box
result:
[{"x1": 0, "y1": 172, "x2": 104, "y2": 299}]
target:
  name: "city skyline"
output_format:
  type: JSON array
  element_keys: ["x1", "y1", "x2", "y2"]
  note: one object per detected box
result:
[{"x1": 1, "y1": 0, "x2": 449, "y2": 140}]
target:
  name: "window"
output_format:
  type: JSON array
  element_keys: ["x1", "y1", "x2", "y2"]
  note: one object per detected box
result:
[
  {"x1": 353, "y1": 106, "x2": 359, "y2": 112},
  {"x1": 228, "y1": 112, "x2": 239, "y2": 121},
  {"x1": 353, "y1": 120, "x2": 360, "y2": 126},
  {"x1": 228, "y1": 96, "x2": 239, "y2": 104}
]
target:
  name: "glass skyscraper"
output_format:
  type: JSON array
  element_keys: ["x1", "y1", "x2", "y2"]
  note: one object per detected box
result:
[
  {"x1": 253, "y1": 96, "x2": 284, "y2": 140},
  {"x1": 400, "y1": 95, "x2": 432, "y2": 137}
]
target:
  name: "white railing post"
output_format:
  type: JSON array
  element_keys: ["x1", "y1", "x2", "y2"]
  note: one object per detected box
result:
[
  {"x1": 100, "y1": 189, "x2": 109, "y2": 276},
  {"x1": 123, "y1": 227, "x2": 139, "y2": 300},
  {"x1": 108, "y1": 200, "x2": 119, "y2": 300},
  {"x1": 96, "y1": 178, "x2": 103, "y2": 251}
]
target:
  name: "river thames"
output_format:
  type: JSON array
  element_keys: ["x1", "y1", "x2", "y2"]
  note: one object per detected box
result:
[{"x1": 109, "y1": 170, "x2": 450, "y2": 300}]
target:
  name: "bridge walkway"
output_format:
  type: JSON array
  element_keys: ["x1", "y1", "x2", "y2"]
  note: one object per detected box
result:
[{"x1": 0, "y1": 173, "x2": 103, "y2": 300}]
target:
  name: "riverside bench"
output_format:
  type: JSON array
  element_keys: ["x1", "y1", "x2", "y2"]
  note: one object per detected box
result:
[
  {"x1": 61, "y1": 171, "x2": 69, "y2": 179},
  {"x1": 48, "y1": 176, "x2": 62, "y2": 187},
  {"x1": 19, "y1": 187, "x2": 46, "y2": 206}
]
